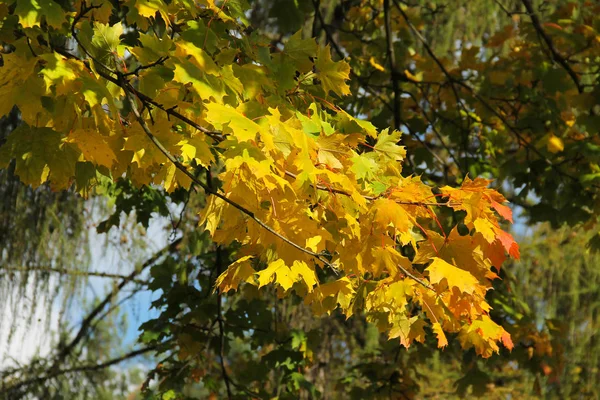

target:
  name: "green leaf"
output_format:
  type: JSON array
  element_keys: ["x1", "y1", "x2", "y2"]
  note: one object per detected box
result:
[
  {"x1": 315, "y1": 45, "x2": 351, "y2": 97},
  {"x1": 285, "y1": 30, "x2": 317, "y2": 73},
  {"x1": 0, "y1": 124, "x2": 78, "y2": 189},
  {"x1": 15, "y1": 0, "x2": 66, "y2": 28}
]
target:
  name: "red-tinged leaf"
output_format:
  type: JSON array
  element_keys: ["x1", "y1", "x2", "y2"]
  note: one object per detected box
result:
[
  {"x1": 491, "y1": 200, "x2": 513, "y2": 223},
  {"x1": 501, "y1": 329, "x2": 514, "y2": 351},
  {"x1": 543, "y1": 22, "x2": 563, "y2": 31},
  {"x1": 497, "y1": 230, "x2": 520, "y2": 259}
]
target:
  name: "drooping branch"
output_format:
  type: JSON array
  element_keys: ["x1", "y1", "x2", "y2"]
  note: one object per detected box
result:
[
  {"x1": 65, "y1": 4, "x2": 456, "y2": 293},
  {"x1": 51, "y1": 238, "x2": 181, "y2": 369},
  {"x1": 0, "y1": 265, "x2": 150, "y2": 285},
  {"x1": 2, "y1": 345, "x2": 159, "y2": 395}
]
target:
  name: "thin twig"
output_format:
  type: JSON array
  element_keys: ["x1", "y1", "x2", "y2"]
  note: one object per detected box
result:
[
  {"x1": 383, "y1": 0, "x2": 402, "y2": 130},
  {"x1": 521, "y1": 0, "x2": 583, "y2": 93},
  {"x1": 282, "y1": 170, "x2": 445, "y2": 206},
  {"x1": 398, "y1": 264, "x2": 433, "y2": 291},
  {"x1": 123, "y1": 56, "x2": 169, "y2": 77},
  {"x1": 215, "y1": 246, "x2": 233, "y2": 399}
]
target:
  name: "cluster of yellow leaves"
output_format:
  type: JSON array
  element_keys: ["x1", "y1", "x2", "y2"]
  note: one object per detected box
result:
[{"x1": 0, "y1": 0, "x2": 518, "y2": 357}]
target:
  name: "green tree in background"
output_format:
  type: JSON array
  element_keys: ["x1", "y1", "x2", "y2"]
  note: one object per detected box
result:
[{"x1": 1, "y1": 0, "x2": 600, "y2": 399}]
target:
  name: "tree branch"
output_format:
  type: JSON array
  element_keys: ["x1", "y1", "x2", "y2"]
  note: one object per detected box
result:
[
  {"x1": 3, "y1": 345, "x2": 159, "y2": 395},
  {"x1": 521, "y1": 0, "x2": 583, "y2": 93},
  {"x1": 0, "y1": 265, "x2": 150, "y2": 285},
  {"x1": 393, "y1": 0, "x2": 598, "y2": 192},
  {"x1": 215, "y1": 246, "x2": 233, "y2": 399},
  {"x1": 52, "y1": 238, "x2": 181, "y2": 369},
  {"x1": 383, "y1": 0, "x2": 402, "y2": 131}
]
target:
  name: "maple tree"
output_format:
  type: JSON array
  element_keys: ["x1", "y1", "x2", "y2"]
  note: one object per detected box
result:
[{"x1": 3, "y1": 0, "x2": 600, "y2": 398}]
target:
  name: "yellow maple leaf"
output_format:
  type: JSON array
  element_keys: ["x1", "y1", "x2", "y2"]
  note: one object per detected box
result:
[
  {"x1": 426, "y1": 257, "x2": 482, "y2": 295},
  {"x1": 389, "y1": 315, "x2": 427, "y2": 348},
  {"x1": 547, "y1": 134, "x2": 564, "y2": 153},
  {"x1": 432, "y1": 322, "x2": 449, "y2": 348},
  {"x1": 257, "y1": 259, "x2": 294, "y2": 290},
  {"x1": 371, "y1": 198, "x2": 411, "y2": 233},
  {"x1": 67, "y1": 129, "x2": 117, "y2": 168},
  {"x1": 305, "y1": 236, "x2": 322, "y2": 252},
  {"x1": 199, "y1": 196, "x2": 226, "y2": 235},
  {"x1": 215, "y1": 256, "x2": 256, "y2": 292},
  {"x1": 205, "y1": 103, "x2": 261, "y2": 142},
  {"x1": 175, "y1": 42, "x2": 219, "y2": 76},
  {"x1": 458, "y1": 315, "x2": 513, "y2": 358},
  {"x1": 179, "y1": 133, "x2": 215, "y2": 167},
  {"x1": 473, "y1": 218, "x2": 496, "y2": 243},
  {"x1": 315, "y1": 45, "x2": 351, "y2": 97},
  {"x1": 290, "y1": 260, "x2": 318, "y2": 292},
  {"x1": 0, "y1": 125, "x2": 79, "y2": 190}
]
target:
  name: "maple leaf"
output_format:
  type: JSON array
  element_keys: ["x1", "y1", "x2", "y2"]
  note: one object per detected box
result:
[
  {"x1": 130, "y1": 32, "x2": 174, "y2": 65},
  {"x1": 315, "y1": 134, "x2": 346, "y2": 170},
  {"x1": 179, "y1": 134, "x2": 215, "y2": 167},
  {"x1": 257, "y1": 259, "x2": 294, "y2": 290},
  {"x1": 15, "y1": 0, "x2": 66, "y2": 28},
  {"x1": 290, "y1": 260, "x2": 318, "y2": 292},
  {"x1": 205, "y1": 103, "x2": 261, "y2": 142},
  {"x1": 173, "y1": 58, "x2": 226, "y2": 102},
  {"x1": 175, "y1": 42, "x2": 219, "y2": 76},
  {"x1": 373, "y1": 129, "x2": 406, "y2": 162},
  {"x1": 67, "y1": 129, "x2": 117, "y2": 169},
  {"x1": 305, "y1": 277, "x2": 355, "y2": 315},
  {"x1": 432, "y1": 322, "x2": 449, "y2": 348},
  {"x1": 89, "y1": 0, "x2": 113, "y2": 23},
  {"x1": 473, "y1": 218, "x2": 496, "y2": 243},
  {"x1": 135, "y1": 0, "x2": 170, "y2": 25},
  {"x1": 199, "y1": 196, "x2": 227, "y2": 236},
  {"x1": 216, "y1": 256, "x2": 256, "y2": 292},
  {"x1": 86, "y1": 22, "x2": 126, "y2": 67},
  {"x1": 39, "y1": 53, "x2": 83, "y2": 96},
  {"x1": 370, "y1": 246, "x2": 404, "y2": 277},
  {"x1": 491, "y1": 200, "x2": 513, "y2": 223},
  {"x1": 315, "y1": 45, "x2": 351, "y2": 97},
  {"x1": 0, "y1": 125, "x2": 78, "y2": 190},
  {"x1": 496, "y1": 229, "x2": 520, "y2": 259},
  {"x1": 426, "y1": 257, "x2": 483, "y2": 295},
  {"x1": 458, "y1": 315, "x2": 513, "y2": 358},
  {"x1": 0, "y1": 53, "x2": 45, "y2": 124},
  {"x1": 123, "y1": 114, "x2": 179, "y2": 169},
  {"x1": 284, "y1": 31, "x2": 318, "y2": 73},
  {"x1": 350, "y1": 152, "x2": 379, "y2": 181},
  {"x1": 389, "y1": 315, "x2": 427, "y2": 347},
  {"x1": 371, "y1": 198, "x2": 411, "y2": 233}
]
